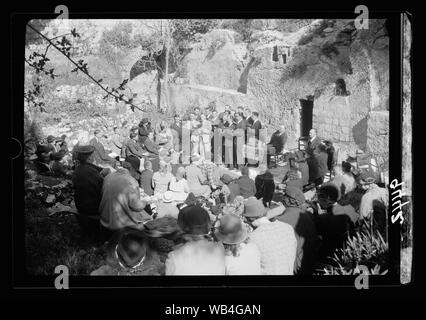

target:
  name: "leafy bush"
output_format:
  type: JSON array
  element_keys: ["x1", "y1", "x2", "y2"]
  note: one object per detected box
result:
[
  {"x1": 171, "y1": 19, "x2": 219, "y2": 43},
  {"x1": 318, "y1": 220, "x2": 389, "y2": 275}
]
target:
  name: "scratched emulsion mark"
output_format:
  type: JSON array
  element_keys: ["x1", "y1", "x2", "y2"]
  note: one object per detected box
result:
[{"x1": 401, "y1": 12, "x2": 412, "y2": 285}]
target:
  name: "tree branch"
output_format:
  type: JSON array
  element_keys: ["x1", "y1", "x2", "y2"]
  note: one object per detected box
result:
[{"x1": 26, "y1": 23, "x2": 144, "y2": 112}]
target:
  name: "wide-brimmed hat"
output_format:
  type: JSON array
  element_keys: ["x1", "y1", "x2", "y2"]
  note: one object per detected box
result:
[
  {"x1": 284, "y1": 186, "x2": 306, "y2": 203},
  {"x1": 177, "y1": 205, "x2": 211, "y2": 235},
  {"x1": 75, "y1": 145, "x2": 95, "y2": 155},
  {"x1": 358, "y1": 171, "x2": 376, "y2": 185},
  {"x1": 140, "y1": 118, "x2": 149, "y2": 125},
  {"x1": 243, "y1": 197, "x2": 268, "y2": 218},
  {"x1": 214, "y1": 213, "x2": 248, "y2": 245},
  {"x1": 47, "y1": 135, "x2": 56, "y2": 143},
  {"x1": 220, "y1": 174, "x2": 234, "y2": 185},
  {"x1": 162, "y1": 191, "x2": 175, "y2": 203},
  {"x1": 115, "y1": 229, "x2": 147, "y2": 269}
]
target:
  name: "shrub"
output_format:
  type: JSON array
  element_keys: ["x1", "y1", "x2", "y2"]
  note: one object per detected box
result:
[{"x1": 317, "y1": 221, "x2": 389, "y2": 275}]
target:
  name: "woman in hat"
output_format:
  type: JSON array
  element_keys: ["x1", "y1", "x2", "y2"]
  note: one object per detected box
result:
[
  {"x1": 165, "y1": 206, "x2": 225, "y2": 275},
  {"x1": 156, "y1": 191, "x2": 179, "y2": 219},
  {"x1": 169, "y1": 167, "x2": 190, "y2": 203},
  {"x1": 152, "y1": 160, "x2": 174, "y2": 197},
  {"x1": 242, "y1": 197, "x2": 297, "y2": 275},
  {"x1": 91, "y1": 228, "x2": 165, "y2": 276},
  {"x1": 214, "y1": 214, "x2": 261, "y2": 275}
]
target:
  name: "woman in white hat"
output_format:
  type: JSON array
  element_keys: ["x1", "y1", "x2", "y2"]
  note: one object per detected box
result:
[
  {"x1": 169, "y1": 167, "x2": 190, "y2": 202},
  {"x1": 156, "y1": 191, "x2": 179, "y2": 219}
]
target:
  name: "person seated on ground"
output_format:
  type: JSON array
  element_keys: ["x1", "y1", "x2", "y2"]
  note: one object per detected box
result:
[
  {"x1": 72, "y1": 145, "x2": 107, "y2": 239},
  {"x1": 235, "y1": 167, "x2": 256, "y2": 199},
  {"x1": 143, "y1": 131, "x2": 159, "y2": 156},
  {"x1": 152, "y1": 160, "x2": 174, "y2": 197},
  {"x1": 156, "y1": 191, "x2": 180, "y2": 220},
  {"x1": 89, "y1": 129, "x2": 118, "y2": 169},
  {"x1": 242, "y1": 197, "x2": 297, "y2": 275},
  {"x1": 140, "y1": 160, "x2": 154, "y2": 196},
  {"x1": 185, "y1": 154, "x2": 211, "y2": 198},
  {"x1": 91, "y1": 228, "x2": 165, "y2": 276},
  {"x1": 358, "y1": 171, "x2": 388, "y2": 220},
  {"x1": 155, "y1": 120, "x2": 173, "y2": 148},
  {"x1": 331, "y1": 161, "x2": 356, "y2": 196},
  {"x1": 109, "y1": 127, "x2": 122, "y2": 157},
  {"x1": 49, "y1": 151, "x2": 70, "y2": 177},
  {"x1": 165, "y1": 206, "x2": 225, "y2": 275},
  {"x1": 124, "y1": 132, "x2": 145, "y2": 159},
  {"x1": 46, "y1": 135, "x2": 58, "y2": 153},
  {"x1": 280, "y1": 157, "x2": 304, "y2": 191},
  {"x1": 57, "y1": 134, "x2": 69, "y2": 155},
  {"x1": 99, "y1": 166, "x2": 152, "y2": 232},
  {"x1": 317, "y1": 183, "x2": 359, "y2": 224},
  {"x1": 267, "y1": 125, "x2": 288, "y2": 167},
  {"x1": 124, "y1": 156, "x2": 141, "y2": 183},
  {"x1": 266, "y1": 186, "x2": 319, "y2": 275},
  {"x1": 138, "y1": 118, "x2": 152, "y2": 145},
  {"x1": 214, "y1": 213, "x2": 261, "y2": 275},
  {"x1": 254, "y1": 164, "x2": 275, "y2": 207},
  {"x1": 220, "y1": 174, "x2": 241, "y2": 203},
  {"x1": 169, "y1": 167, "x2": 189, "y2": 203}
]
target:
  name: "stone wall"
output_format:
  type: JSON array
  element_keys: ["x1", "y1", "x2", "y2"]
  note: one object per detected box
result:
[
  {"x1": 180, "y1": 29, "x2": 248, "y2": 90},
  {"x1": 166, "y1": 83, "x2": 259, "y2": 115},
  {"x1": 366, "y1": 111, "x2": 389, "y2": 170}
]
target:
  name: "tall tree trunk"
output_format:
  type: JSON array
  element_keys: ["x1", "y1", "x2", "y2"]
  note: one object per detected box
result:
[{"x1": 164, "y1": 19, "x2": 170, "y2": 112}]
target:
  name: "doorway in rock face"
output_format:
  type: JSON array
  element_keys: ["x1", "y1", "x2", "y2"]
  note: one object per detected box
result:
[{"x1": 300, "y1": 99, "x2": 314, "y2": 137}]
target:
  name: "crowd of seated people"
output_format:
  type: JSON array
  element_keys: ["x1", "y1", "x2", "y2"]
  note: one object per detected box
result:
[{"x1": 29, "y1": 103, "x2": 389, "y2": 276}]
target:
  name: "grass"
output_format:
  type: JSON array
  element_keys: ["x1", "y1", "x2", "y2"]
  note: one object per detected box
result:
[{"x1": 25, "y1": 197, "x2": 106, "y2": 275}]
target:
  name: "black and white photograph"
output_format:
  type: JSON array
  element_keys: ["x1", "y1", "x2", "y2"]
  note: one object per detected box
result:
[{"x1": 7, "y1": 5, "x2": 418, "y2": 303}]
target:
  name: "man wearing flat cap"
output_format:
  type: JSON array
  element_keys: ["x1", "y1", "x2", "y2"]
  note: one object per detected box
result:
[{"x1": 72, "y1": 145, "x2": 106, "y2": 239}]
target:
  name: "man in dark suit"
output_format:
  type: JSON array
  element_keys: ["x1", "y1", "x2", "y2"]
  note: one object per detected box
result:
[
  {"x1": 89, "y1": 130, "x2": 117, "y2": 168},
  {"x1": 140, "y1": 160, "x2": 154, "y2": 196},
  {"x1": 233, "y1": 113, "x2": 246, "y2": 169},
  {"x1": 245, "y1": 108, "x2": 254, "y2": 126},
  {"x1": 143, "y1": 131, "x2": 160, "y2": 172},
  {"x1": 306, "y1": 129, "x2": 322, "y2": 185},
  {"x1": 250, "y1": 112, "x2": 262, "y2": 140},
  {"x1": 72, "y1": 145, "x2": 107, "y2": 239},
  {"x1": 170, "y1": 114, "x2": 182, "y2": 152},
  {"x1": 124, "y1": 132, "x2": 145, "y2": 159}
]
